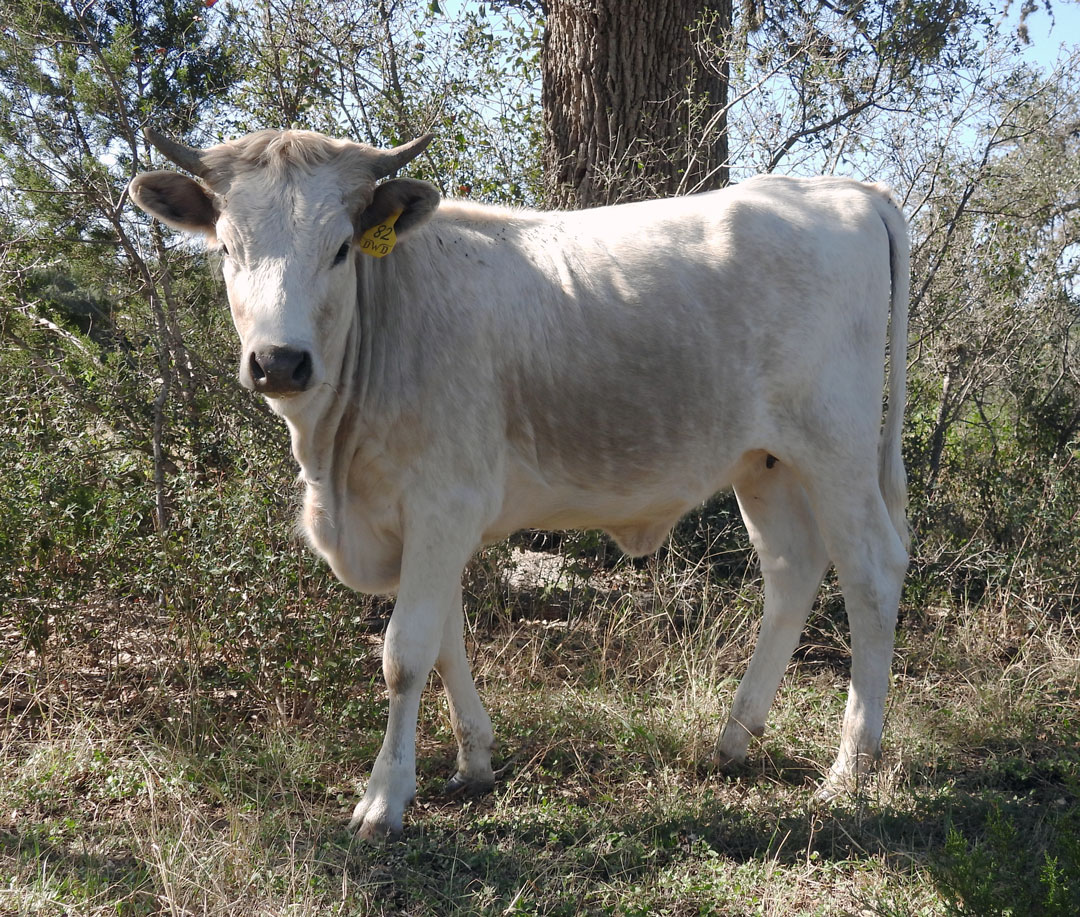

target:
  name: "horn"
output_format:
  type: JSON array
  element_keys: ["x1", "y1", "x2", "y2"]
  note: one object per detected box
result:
[
  {"x1": 369, "y1": 133, "x2": 434, "y2": 179},
  {"x1": 143, "y1": 127, "x2": 211, "y2": 179}
]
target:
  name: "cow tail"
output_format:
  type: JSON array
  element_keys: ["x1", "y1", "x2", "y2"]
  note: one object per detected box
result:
[{"x1": 877, "y1": 188, "x2": 910, "y2": 552}]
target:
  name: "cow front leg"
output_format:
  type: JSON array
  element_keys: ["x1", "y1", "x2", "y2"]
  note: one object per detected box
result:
[
  {"x1": 349, "y1": 608, "x2": 440, "y2": 841},
  {"x1": 436, "y1": 590, "x2": 495, "y2": 795},
  {"x1": 350, "y1": 529, "x2": 475, "y2": 841}
]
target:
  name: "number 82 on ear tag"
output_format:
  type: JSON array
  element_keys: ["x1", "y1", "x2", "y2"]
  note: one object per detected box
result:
[{"x1": 359, "y1": 210, "x2": 403, "y2": 258}]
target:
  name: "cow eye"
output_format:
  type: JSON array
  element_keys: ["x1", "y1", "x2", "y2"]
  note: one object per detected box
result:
[
  {"x1": 332, "y1": 241, "x2": 351, "y2": 266},
  {"x1": 220, "y1": 243, "x2": 229, "y2": 256}
]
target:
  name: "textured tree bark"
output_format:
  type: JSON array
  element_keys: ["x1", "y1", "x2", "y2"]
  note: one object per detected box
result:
[{"x1": 541, "y1": 0, "x2": 730, "y2": 209}]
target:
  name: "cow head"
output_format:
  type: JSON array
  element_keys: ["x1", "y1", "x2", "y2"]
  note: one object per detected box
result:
[{"x1": 129, "y1": 128, "x2": 440, "y2": 405}]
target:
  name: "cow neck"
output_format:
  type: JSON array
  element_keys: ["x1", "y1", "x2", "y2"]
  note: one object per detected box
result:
[
  {"x1": 352, "y1": 249, "x2": 418, "y2": 412},
  {"x1": 293, "y1": 247, "x2": 425, "y2": 507},
  {"x1": 352, "y1": 251, "x2": 381, "y2": 410}
]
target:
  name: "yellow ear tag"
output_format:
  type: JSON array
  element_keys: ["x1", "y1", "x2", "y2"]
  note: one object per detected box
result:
[{"x1": 359, "y1": 210, "x2": 402, "y2": 258}]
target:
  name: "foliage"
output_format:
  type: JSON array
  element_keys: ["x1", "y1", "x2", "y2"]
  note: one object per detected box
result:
[
  {"x1": 224, "y1": 0, "x2": 544, "y2": 203},
  {"x1": 713, "y1": 0, "x2": 991, "y2": 177},
  {"x1": 934, "y1": 798, "x2": 1080, "y2": 916},
  {"x1": 901, "y1": 52, "x2": 1080, "y2": 619},
  {"x1": 2, "y1": 0, "x2": 1074, "y2": 623}
]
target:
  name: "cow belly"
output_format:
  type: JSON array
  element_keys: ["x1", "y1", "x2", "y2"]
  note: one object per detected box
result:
[{"x1": 487, "y1": 452, "x2": 736, "y2": 556}]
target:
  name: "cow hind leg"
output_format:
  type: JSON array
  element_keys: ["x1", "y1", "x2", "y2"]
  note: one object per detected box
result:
[
  {"x1": 801, "y1": 465, "x2": 908, "y2": 793},
  {"x1": 715, "y1": 458, "x2": 830, "y2": 767},
  {"x1": 436, "y1": 591, "x2": 495, "y2": 795}
]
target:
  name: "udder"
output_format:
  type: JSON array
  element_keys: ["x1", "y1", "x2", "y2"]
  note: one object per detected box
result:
[{"x1": 605, "y1": 519, "x2": 680, "y2": 557}]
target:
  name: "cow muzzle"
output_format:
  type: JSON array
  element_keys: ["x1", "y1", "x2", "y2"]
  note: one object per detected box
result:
[{"x1": 247, "y1": 345, "x2": 314, "y2": 396}]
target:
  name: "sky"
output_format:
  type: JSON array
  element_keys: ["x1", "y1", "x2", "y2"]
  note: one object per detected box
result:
[{"x1": 1012, "y1": 0, "x2": 1080, "y2": 68}]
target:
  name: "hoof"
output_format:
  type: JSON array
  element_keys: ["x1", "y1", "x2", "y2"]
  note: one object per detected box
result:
[
  {"x1": 712, "y1": 739, "x2": 750, "y2": 772},
  {"x1": 813, "y1": 778, "x2": 844, "y2": 804},
  {"x1": 714, "y1": 719, "x2": 760, "y2": 771},
  {"x1": 444, "y1": 772, "x2": 495, "y2": 797},
  {"x1": 817, "y1": 751, "x2": 879, "y2": 802},
  {"x1": 813, "y1": 767, "x2": 868, "y2": 803},
  {"x1": 357, "y1": 821, "x2": 403, "y2": 843},
  {"x1": 712, "y1": 750, "x2": 741, "y2": 772},
  {"x1": 349, "y1": 800, "x2": 404, "y2": 843}
]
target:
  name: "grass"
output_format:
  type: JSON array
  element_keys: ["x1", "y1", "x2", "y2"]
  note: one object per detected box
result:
[{"x1": 2, "y1": 553, "x2": 1078, "y2": 916}]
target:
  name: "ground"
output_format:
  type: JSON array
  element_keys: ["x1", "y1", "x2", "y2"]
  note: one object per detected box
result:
[{"x1": 1, "y1": 548, "x2": 1078, "y2": 916}]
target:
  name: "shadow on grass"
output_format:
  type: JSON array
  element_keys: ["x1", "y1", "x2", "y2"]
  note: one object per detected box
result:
[
  {"x1": 4, "y1": 609, "x2": 1076, "y2": 916},
  {"x1": 301, "y1": 733, "x2": 1080, "y2": 917},
  {"x1": 0, "y1": 825, "x2": 156, "y2": 915},
  {"x1": 4, "y1": 721, "x2": 1074, "y2": 916}
]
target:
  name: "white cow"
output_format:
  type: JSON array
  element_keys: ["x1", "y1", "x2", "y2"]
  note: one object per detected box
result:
[{"x1": 130, "y1": 128, "x2": 910, "y2": 840}]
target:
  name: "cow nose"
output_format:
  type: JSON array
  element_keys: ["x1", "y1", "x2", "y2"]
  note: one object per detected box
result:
[{"x1": 249, "y1": 346, "x2": 313, "y2": 395}]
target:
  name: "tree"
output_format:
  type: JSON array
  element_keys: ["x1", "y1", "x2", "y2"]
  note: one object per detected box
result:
[
  {"x1": 540, "y1": 0, "x2": 985, "y2": 206},
  {"x1": 905, "y1": 52, "x2": 1080, "y2": 560},
  {"x1": 728, "y1": 0, "x2": 986, "y2": 178},
  {"x1": 542, "y1": 0, "x2": 732, "y2": 207},
  {"x1": 0, "y1": 0, "x2": 245, "y2": 533}
]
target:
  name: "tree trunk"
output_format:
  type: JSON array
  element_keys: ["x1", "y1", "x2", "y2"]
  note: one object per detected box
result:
[{"x1": 542, "y1": 0, "x2": 730, "y2": 209}]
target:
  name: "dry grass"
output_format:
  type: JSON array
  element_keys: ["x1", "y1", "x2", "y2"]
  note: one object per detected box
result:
[{"x1": 2, "y1": 553, "x2": 1078, "y2": 916}]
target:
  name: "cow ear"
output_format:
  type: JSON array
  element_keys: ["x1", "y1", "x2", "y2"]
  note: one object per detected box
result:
[
  {"x1": 129, "y1": 170, "x2": 217, "y2": 236},
  {"x1": 357, "y1": 178, "x2": 440, "y2": 242}
]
